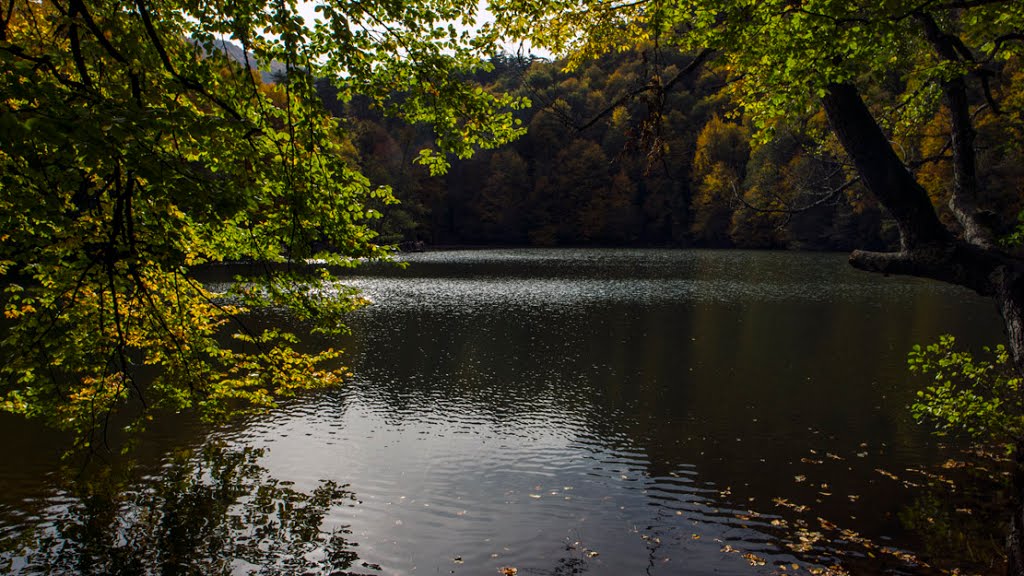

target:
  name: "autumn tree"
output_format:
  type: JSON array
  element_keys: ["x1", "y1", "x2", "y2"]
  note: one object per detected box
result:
[
  {"x1": 488, "y1": 0, "x2": 1024, "y2": 569},
  {"x1": 0, "y1": 0, "x2": 525, "y2": 447},
  {"x1": 689, "y1": 115, "x2": 749, "y2": 246}
]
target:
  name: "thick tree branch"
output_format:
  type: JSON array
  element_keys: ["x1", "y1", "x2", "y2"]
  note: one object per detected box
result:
[
  {"x1": 66, "y1": 0, "x2": 128, "y2": 65},
  {"x1": 849, "y1": 242, "x2": 1023, "y2": 299},
  {"x1": 918, "y1": 13, "x2": 995, "y2": 248},
  {"x1": 67, "y1": 3, "x2": 94, "y2": 89},
  {"x1": 822, "y1": 82, "x2": 950, "y2": 249}
]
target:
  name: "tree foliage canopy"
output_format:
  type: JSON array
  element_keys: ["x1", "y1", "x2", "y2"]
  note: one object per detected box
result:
[
  {"x1": 491, "y1": 0, "x2": 1024, "y2": 137},
  {"x1": 0, "y1": 0, "x2": 525, "y2": 446}
]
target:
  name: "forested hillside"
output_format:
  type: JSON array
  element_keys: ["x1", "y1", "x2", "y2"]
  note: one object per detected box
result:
[{"x1": 308, "y1": 48, "x2": 1023, "y2": 250}]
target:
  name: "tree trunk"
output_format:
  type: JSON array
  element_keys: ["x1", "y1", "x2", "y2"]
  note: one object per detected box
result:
[
  {"x1": 1009, "y1": 444, "x2": 1024, "y2": 576},
  {"x1": 998, "y1": 276, "x2": 1024, "y2": 576}
]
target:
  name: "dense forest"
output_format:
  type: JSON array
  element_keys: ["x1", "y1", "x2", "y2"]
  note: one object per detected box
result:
[{"x1": 305, "y1": 49, "x2": 1023, "y2": 251}]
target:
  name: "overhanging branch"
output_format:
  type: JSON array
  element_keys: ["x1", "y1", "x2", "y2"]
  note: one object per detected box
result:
[
  {"x1": 822, "y1": 82, "x2": 951, "y2": 249},
  {"x1": 575, "y1": 48, "x2": 714, "y2": 132}
]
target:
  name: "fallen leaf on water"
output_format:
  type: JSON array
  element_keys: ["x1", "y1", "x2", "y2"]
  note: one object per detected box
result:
[
  {"x1": 691, "y1": 534, "x2": 701, "y2": 540},
  {"x1": 499, "y1": 568, "x2": 518, "y2": 576},
  {"x1": 741, "y1": 552, "x2": 766, "y2": 566},
  {"x1": 773, "y1": 497, "x2": 809, "y2": 512},
  {"x1": 874, "y1": 468, "x2": 898, "y2": 481},
  {"x1": 794, "y1": 475, "x2": 807, "y2": 483}
]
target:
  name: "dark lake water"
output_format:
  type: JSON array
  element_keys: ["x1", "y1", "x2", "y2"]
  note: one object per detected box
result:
[{"x1": 0, "y1": 248, "x2": 1006, "y2": 575}]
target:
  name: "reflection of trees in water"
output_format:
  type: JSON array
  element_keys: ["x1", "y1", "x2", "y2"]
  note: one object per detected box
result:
[
  {"x1": 897, "y1": 453, "x2": 1008, "y2": 573},
  {"x1": 1, "y1": 443, "x2": 378, "y2": 576}
]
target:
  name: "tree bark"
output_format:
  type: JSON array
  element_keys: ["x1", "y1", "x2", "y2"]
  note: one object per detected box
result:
[
  {"x1": 1010, "y1": 442, "x2": 1024, "y2": 576},
  {"x1": 917, "y1": 13, "x2": 996, "y2": 249},
  {"x1": 997, "y1": 269, "x2": 1024, "y2": 576},
  {"x1": 821, "y1": 82, "x2": 950, "y2": 250}
]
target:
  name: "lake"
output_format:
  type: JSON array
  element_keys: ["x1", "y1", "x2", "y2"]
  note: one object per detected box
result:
[{"x1": 0, "y1": 248, "x2": 1005, "y2": 575}]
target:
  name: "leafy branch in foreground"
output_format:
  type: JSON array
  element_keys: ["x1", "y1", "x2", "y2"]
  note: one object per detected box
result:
[
  {"x1": 910, "y1": 335, "x2": 1024, "y2": 454},
  {"x1": 0, "y1": 0, "x2": 525, "y2": 449}
]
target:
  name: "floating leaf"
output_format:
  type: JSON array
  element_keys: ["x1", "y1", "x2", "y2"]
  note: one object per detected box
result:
[
  {"x1": 874, "y1": 469, "x2": 899, "y2": 481},
  {"x1": 742, "y1": 552, "x2": 766, "y2": 566}
]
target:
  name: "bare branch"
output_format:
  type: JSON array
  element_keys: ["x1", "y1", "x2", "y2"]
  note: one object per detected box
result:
[
  {"x1": 575, "y1": 49, "x2": 713, "y2": 132},
  {"x1": 733, "y1": 176, "x2": 860, "y2": 216}
]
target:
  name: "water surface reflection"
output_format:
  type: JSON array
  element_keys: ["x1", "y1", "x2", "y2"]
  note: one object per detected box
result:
[
  {"x1": 240, "y1": 249, "x2": 1000, "y2": 574},
  {"x1": 0, "y1": 249, "x2": 1004, "y2": 574}
]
